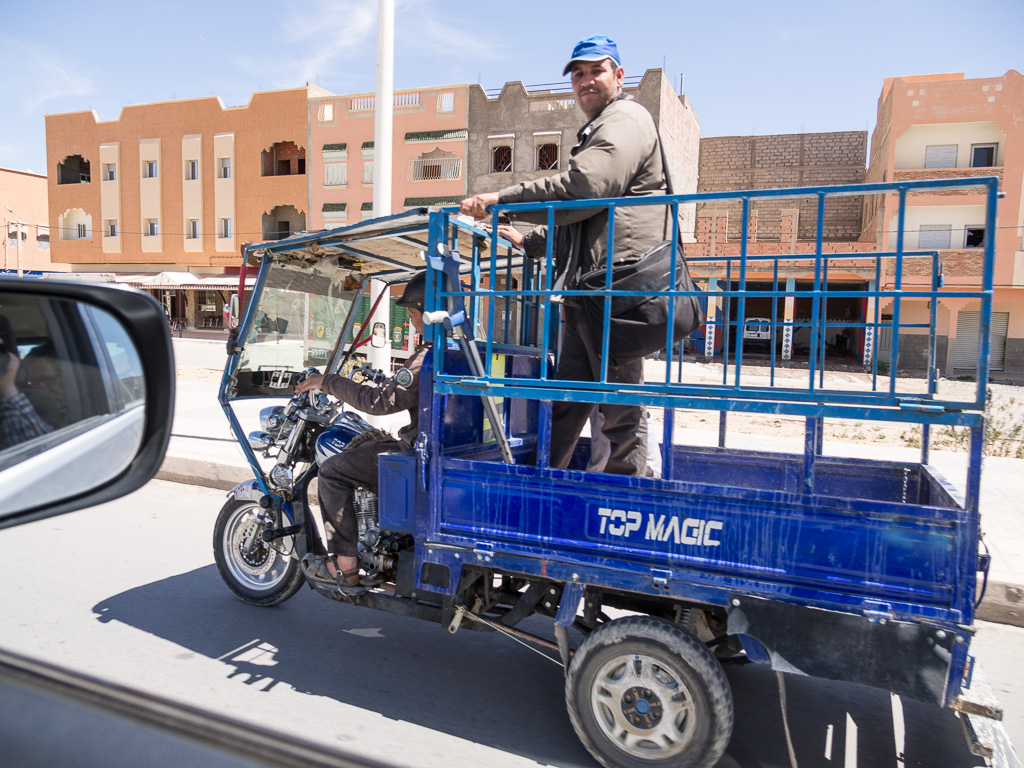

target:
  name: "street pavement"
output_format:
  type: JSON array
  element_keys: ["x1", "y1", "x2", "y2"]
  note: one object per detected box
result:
[{"x1": 162, "y1": 337, "x2": 1024, "y2": 629}]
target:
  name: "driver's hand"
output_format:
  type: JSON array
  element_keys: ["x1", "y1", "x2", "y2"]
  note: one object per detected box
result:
[
  {"x1": 295, "y1": 373, "x2": 324, "y2": 394},
  {"x1": 460, "y1": 192, "x2": 499, "y2": 219},
  {"x1": 0, "y1": 352, "x2": 20, "y2": 398}
]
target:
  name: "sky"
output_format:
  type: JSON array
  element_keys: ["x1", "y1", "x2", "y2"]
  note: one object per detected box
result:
[{"x1": 0, "y1": 0, "x2": 1021, "y2": 175}]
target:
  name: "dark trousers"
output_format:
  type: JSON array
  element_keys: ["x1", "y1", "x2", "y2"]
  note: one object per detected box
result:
[
  {"x1": 548, "y1": 309, "x2": 647, "y2": 476},
  {"x1": 317, "y1": 437, "x2": 397, "y2": 557}
]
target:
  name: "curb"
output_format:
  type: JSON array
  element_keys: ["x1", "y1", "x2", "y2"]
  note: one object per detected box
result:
[
  {"x1": 156, "y1": 456, "x2": 250, "y2": 492},
  {"x1": 157, "y1": 456, "x2": 1024, "y2": 631},
  {"x1": 976, "y1": 582, "x2": 1024, "y2": 628}
]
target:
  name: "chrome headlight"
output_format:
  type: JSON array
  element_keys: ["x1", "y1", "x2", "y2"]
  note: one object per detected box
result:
[
  {"x1": 260, "y1": 406, "x2": 289, "y2": 439},
  {"x1": 269, "y1": 464, "x2": 293, "y2": 488}
]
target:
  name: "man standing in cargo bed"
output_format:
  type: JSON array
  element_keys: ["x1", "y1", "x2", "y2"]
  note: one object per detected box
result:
[{"x1": 460, "y1": 35, "x2": 668, "y2": 476}]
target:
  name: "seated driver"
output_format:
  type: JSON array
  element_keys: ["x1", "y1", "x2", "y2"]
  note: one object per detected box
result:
[{"x1": 295, "y1": 273, "x2": 428, "y2": 595}]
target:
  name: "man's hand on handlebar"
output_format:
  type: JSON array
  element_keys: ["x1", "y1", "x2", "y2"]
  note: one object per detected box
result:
[{"x1": 294, "y1": 373, "x2": 324, "y2": 394}]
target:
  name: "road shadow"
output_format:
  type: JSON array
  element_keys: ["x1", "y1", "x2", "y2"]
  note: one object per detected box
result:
[{"x1": 92, "y1": 566, "x2": 987, "y2": 768}]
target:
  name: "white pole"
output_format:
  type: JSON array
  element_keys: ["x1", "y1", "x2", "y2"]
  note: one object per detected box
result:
[
  {"x1": 15, "y1": 219, "x2": 22, "y2": 277},
  {"x1": 366, "y1": 0, "x2": 395, "y2": 427}
]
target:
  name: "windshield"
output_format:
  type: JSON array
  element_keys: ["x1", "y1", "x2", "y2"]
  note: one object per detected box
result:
[{"x1": 233, "y1": 261, "x2": 356, "y2": 397}]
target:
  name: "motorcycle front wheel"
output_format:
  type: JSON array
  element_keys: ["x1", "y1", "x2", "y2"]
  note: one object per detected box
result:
[{"x1": 213, "y1": 498, "x2": 305, "y2": 606}]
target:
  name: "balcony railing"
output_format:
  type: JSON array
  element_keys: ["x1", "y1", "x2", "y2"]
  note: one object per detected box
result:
[
  {"x1": 411, "y1": 157, "x2": 462, "y2": 181},
  {"x1": 894, "y1": 167, "x2": 1003, "y2": 194}
]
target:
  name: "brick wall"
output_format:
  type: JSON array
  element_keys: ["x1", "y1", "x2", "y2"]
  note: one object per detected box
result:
[{"x1": 697, "y1": 131, "x2": 867, "y2": 243}]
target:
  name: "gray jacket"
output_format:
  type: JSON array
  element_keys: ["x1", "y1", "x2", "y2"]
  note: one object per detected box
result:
[{"x1": 498, "y1": 94, "x2": 668, "y2": 278}]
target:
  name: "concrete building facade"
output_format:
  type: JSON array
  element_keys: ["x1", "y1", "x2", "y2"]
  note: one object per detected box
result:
[
  {"x1": 308, "y1": 85, "x2": 470, "y2": 229},
  {"x1": 862, "y1": 70, "x2": 1024, "y2": 376},
  {"x1": 466, "y1": 69, "x2": 700, "y2": 241},
  {"x1": 45, "y1": 87, "x2": 312, "y2": 327},
  {"x1": 1, "y1": 167, "x2": 69, "y2": 275},
  {"x1": 688, "y1": 131, "x2": 875, "y2": 362}
]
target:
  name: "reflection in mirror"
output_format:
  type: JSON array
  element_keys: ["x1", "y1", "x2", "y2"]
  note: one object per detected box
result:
[
  {"x1": 0, "y1": 292, "x2": 146, "y2": 517},
  {"x1": 371, "y1": 322, "x2": 387, "y2": 348}
]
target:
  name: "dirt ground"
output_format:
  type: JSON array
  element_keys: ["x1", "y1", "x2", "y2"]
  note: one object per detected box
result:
[
  {"x1": 644, "y1": 359, "x2": 1024, "y2": 457},
  {"x1": 181, "y1": 361, "x2": 1024, "y2": 458}
]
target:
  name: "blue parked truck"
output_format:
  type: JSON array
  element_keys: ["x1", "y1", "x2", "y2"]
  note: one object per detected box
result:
[{"x1": 214, "y1": 178, "x2": 1004, "y2": 768}]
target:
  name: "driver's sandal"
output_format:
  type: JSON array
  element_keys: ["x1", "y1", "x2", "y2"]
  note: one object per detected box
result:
[{"x1": 301, "y1": 554, "x2": 365, "y2": 596}]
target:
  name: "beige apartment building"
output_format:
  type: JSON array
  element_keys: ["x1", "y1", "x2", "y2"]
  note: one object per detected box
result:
[
  {"x1": 45, "y1": 86, "x2": 313, "y2": 326},
  {"x1": 1, "y1": 167, "x2": 69, "y2": 275},
  {"x1": 863, "y1": 70, "x2": 1024, "y2": 375}
]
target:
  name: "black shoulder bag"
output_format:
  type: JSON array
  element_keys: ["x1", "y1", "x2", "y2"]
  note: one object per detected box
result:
[{"x1": 576, "y1": 133, "x2": 704, "y2": 367}]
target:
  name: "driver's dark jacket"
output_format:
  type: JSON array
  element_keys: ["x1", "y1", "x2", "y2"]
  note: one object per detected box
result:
[{"x1": 318, "y1": 343, "x2": 428, "y2": 449}]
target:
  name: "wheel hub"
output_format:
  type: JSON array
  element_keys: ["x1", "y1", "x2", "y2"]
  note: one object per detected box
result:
[{"x1": 620, "y1": 686, "x2": 663, "y2": 729}]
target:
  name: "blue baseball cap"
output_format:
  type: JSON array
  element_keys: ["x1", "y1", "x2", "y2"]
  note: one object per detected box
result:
[{"x1": 562, "y1": 35, "x2": 621, "y2": 76}]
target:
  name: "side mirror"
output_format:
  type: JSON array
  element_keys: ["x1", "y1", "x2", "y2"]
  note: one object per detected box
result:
[
  {"x1": 371, "y1": 321, "x2": 387, "y2": 348},
  {"x1": 227, "y1": 294, "x2": 240, "y2": 330},
  {"x1": 0, "y1": 279, "x2": 174, "y2": 530}
]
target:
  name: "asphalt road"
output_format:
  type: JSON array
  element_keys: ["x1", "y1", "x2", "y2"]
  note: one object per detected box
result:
[{"x1": 0, "y1": 480, "x2": 1019, "y2": 767}]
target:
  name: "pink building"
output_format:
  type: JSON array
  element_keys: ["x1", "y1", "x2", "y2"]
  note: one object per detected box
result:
[
  {"x1": 1, "y1": 167, "x2": 69, "y2": 274},
  {"x1": 308, "y1": 85, "x2": 469, "y2": 229},
  {"x1": 864, "y1": 70, "x2": 1024, "y2": 375}
]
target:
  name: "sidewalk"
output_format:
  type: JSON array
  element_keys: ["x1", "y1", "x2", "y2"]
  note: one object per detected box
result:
[{"x1": 161, "y1": 339, "x2": 1024, "y2": 628}]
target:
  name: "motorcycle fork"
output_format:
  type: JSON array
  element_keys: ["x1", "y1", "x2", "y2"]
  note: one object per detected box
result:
[{"x1": 291, "y1": 463, "x2": 323, "y2": 557}]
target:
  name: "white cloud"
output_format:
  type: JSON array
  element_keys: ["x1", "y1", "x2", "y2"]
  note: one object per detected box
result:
[{"x1": 0, "y1": 37, "x2": 94, "y2": 112}]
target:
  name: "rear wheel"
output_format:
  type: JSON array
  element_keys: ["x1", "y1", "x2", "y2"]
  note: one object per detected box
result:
[
  {"x1": 213, "y1": 498, "x2": 304, "y2": 606},
  {"x1": 566, "y1": 616, "x2": 733, "y2": 768}
]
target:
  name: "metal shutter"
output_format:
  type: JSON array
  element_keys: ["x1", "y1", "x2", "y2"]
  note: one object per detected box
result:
[
  {"x1": 925, "y1": 145, "x2": 958, "y2": 169},
  {"x1": 954, "y1": 311, "x2": 1009, "y2": 371}
]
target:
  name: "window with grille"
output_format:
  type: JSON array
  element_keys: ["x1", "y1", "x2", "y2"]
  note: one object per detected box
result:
[
  {"x1": 363, "y1": 162, "x2": 374, "y2": 184},
  {"x1": 37, "y1": 233, "x2": 49, "y2": 250},
  {"x1": 438, "y1": 92, "x2": 455, "y2": 113},
  {"x1": 492, "y1": 145, "x2": 512, "y2": 173},
  {"x1": 186, "y1": 159, "x2": 198, "y2": 180},
  {"x1": 220, "y1": 218, "x2": 232, "y2": 238},
  {"x1": 318, "y1": 103, "x2": 335, "y2": 122},
  {"x1": 187, "y1": 219, "x2": 199, "y2": 239},
  {"x1": 537, "y1": 143, "x2": 559, "y2": 171},
  {"x1": 77, "y1": 224, "x2": 88, "y2": 238}
]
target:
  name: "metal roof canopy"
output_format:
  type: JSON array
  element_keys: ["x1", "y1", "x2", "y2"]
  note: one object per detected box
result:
[{"x1": 243, "y1": 209, "x2": 520, "y2": 284}]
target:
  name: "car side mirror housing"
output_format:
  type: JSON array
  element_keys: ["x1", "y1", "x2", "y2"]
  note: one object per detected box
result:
[{"x1": 0, "y1": 279, "x2": 175, "y2": 530}]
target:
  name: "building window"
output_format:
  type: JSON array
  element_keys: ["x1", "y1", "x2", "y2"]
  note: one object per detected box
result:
[
  {"x1": 219, "y1": 218, "x2": 232, "y2": 238},
  {"x1": 8, "y1": 229, "x2": 26, "y2": 246},
  {"x1": 536, "y1": 143, "x2": 559, "y2": 171},
  {"x1": 492, "y1": 145, "x2": 512, "y2": 173},
  {"x1": 325, "y1": 163, "x2": 347, "y2": 186},
  {"x1": 964, "y1": 226, "x2": 985, "y2": 248},
  {"x1": 57, "y1": 155, "x2": 91, "y2": 185},
  {"x1": 411, "y1": 149, "x2": 461, "y2": 181},
  {"x1": 187, "y1": 219, "x2": 199, "y2": 239},
  {"x1": 318, "y1": 103, "x2": 334, "y2": 122},
  {"x1": 971, "y1": 143, "x2": 997, "y2": 168},
  {"x1": 143, "y1": 161, "x2": 157, "y2": 178},
  {"x1": 104, "y1": 163, "x2": 116, "y2": 181},
  {"x1": 918, "y1": 224, "x2": 951, "y2": 249},
  {"x1": 106, "y1": 220, "x2": 117, "y2": 237},
  {"x1": 37, "y1": 233, "x2": 49, "y2": 250},
  {"x1": 77, "y1": 224, "x2": 88, "y2": 239},
  {"x1": 437, "y1": 92, "x2": 455, "y2": 113},
  {"x1": 924, "y1": 145, "x2": 957, "y2": 169},
  {"x1": 363, "y1": 161, "x2": 374, "y2": 185},
  {"x1": 145, "y1": 219, "x2": 158, "y2": 236},
  {"x1": 186, "y1": 159, "x2": 198, "y2": 180},
  {"x1": 219, "y1": 158, "x2": 231, "y2": 179}
]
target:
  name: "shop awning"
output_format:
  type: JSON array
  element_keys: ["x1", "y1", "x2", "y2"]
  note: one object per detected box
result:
[{"x1": 120, "y1": 272, "x2": 256, "y2": 290}]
